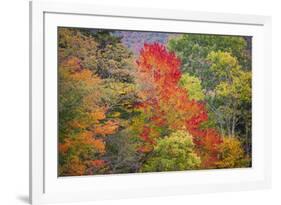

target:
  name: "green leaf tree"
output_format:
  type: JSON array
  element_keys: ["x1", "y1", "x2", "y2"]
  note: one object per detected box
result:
[
  {"x1": 168, "y1": 34, "x2": 250, "y2": 90},
  {"x1": 141, "y1": 130, "x2": 201, "y2": 172},
  {"x1": 207, "y1": 51, "x2": 252, "y2": 154},
  {"x1": 179, "y1": 73, "x2": 204, "y2": 101}
]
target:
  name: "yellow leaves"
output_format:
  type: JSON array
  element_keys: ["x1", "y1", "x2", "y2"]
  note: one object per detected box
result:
[
  {"x1": 216, "y1": 137, "x2": 250, "y2": 168},
  {"x1": 208, "y1": 51, "x2": 241, "y2": 80},
  {"x1": 215, "y1": 70, "x2": 251, "y2": 103},
  {"x1": 90, "y1": 109, "x2": 106, "y2": 122},
  {"x1": 179, "y1": 73, "x2": 204, "y2": 101},
  {"x1": 93, "y1": 111, "x2": 106, "y2": 120},
  {"x1": 215, "y1": 82, "x2": 230, "y2": 97},
  {"x1": 118, "y1": 90, "x2": 126, "y2": 95},
  {"x1": 110, "y1": 112, "x2": 121, "y2": 118},
  {"x1": 59, "y1": 156, "x2": 86, "y2": 176},
  {"x1": 208, "y1": 51, "x2": 238, "y2": 69},
  {"x1": 71, "y1": 70, "x2": 101, "y2": 87},
  {"x1": 71, "y1": 69, "x2": 91, "y2": 80}
]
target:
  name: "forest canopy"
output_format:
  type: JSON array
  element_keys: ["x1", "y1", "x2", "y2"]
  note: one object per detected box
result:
[{"x1": 58, "y1": 27, "x2": 252, "y2": 176}]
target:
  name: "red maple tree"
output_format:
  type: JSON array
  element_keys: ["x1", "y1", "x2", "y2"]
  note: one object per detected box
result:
[{"x1": 135, "y1": 43, "x2": 222, "y2": 167}]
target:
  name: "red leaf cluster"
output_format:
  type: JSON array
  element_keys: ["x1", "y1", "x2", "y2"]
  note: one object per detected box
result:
[{"x1": 136, "y1": 43, "x2": 222, "y2": 166}]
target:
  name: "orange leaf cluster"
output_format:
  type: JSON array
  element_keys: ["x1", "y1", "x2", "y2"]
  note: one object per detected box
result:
[
  {"x1": 59, "y1": 139, "x2": 72, "y2": 154},
  {"x1": 94, "y1": 120, "x2": 119, "y2": 136},
  {"x1": 79, "y1": 131, "x2": 106, "y2": 153}
]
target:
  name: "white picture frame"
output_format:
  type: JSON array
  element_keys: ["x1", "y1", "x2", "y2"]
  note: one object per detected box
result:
[{"x1": 29, "y1": 0, "x2": 272, "y2": 204}]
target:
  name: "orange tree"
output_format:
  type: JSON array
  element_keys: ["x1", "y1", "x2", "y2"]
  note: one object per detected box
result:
[{"x1": 58, "y1": 57, "x2": 119, "y2": 176}]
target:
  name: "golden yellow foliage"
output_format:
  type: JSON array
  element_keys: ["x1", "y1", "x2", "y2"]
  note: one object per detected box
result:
[
  {"x1": 216, "y1": 137, "x2": 250, "y2": 168},
  {"x1": 90, "y1": 109, "x2": 106, "y2": 122},
  {"x1": 59, "y1": 156, "x2": 86, "y2": 176}
]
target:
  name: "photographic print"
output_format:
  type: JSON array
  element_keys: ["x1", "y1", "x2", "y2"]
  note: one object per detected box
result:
[{"x1": 58, "y1": 27, "x2": 252, "y2": 176}]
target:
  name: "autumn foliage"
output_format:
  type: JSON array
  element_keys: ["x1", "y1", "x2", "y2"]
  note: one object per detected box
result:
[
  {"x1": 58, "y1": 28, "x2": 251, "y2": 176},
  {"x1": 58, "y1": 56, "x2": 118, "y2": 176},
  {"x1": 135, "y1": 43, "x2": 222, "y2": 167}
]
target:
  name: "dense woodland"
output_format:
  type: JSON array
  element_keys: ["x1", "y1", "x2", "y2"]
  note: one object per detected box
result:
[{"x1": 58, "y1": 27, "x2": 252, "y2": 176}]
